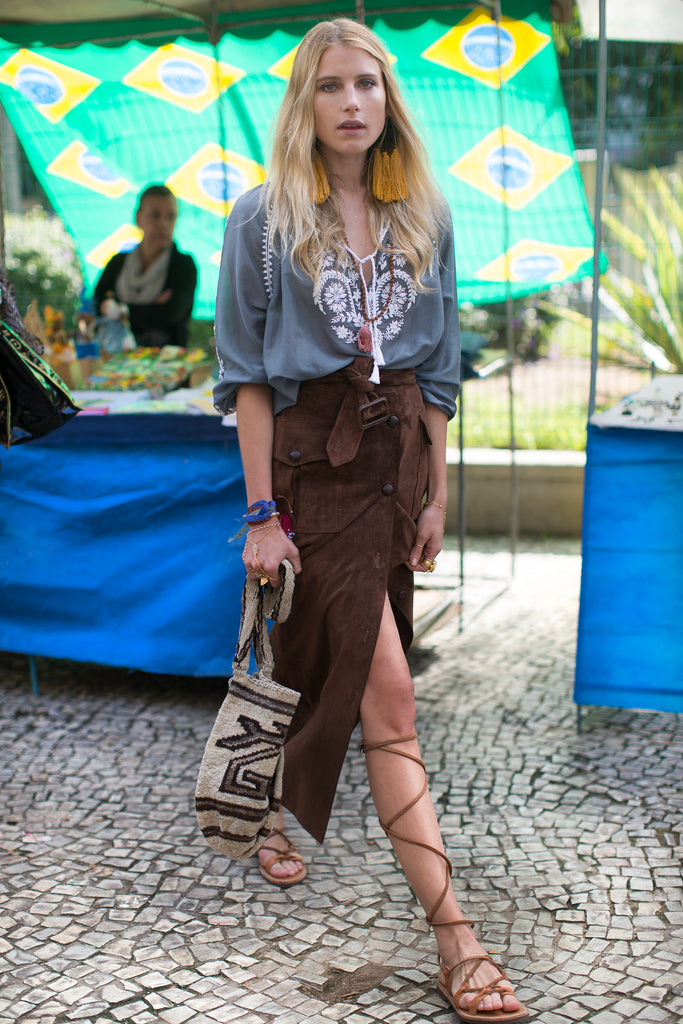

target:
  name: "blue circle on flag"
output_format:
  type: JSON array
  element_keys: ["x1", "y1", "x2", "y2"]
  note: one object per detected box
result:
[
  {"x1": 486, "y1": 145, "x2": 533, "y2": 191},
  {"x1": 462, "y1": 25, "x2": 515, "y2": 70},
  {"x1": 512, "y1": 252, "x2": 562, "y2": 281},
  {"x1": 80, "y1": 151, "x2": 120, "y2": 184},
  {"x1": 199, "y1": 161, "x2": 247, "y2": 203},
  {"x1": 158, "y1": 58, "x2": 208, "y2": 98},
  {"x1": 16, "y1": 65, "x2": 65, "y2": 106}
]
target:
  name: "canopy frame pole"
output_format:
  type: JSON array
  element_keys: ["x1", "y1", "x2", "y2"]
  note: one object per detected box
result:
[
  {"x1": 210, "y1": 0, "x2": 232, "y2": 222},
  {"x1": 493, "y1": 0, "x2": 518, "y2": 572},
  {"x1": 588, "y1": 0, "x2": 608, "y2": 418}
]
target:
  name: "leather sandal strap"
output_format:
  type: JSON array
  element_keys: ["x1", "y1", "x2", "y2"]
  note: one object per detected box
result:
[
  {"x1": 260, "y1": 848, "x2": 304, "y2": 872},
  {"x1": 432, "y1": 918, "x2": 475, "y2": 929},
  {"x1": 360, "y1": 733, "x2": 456, "y2": 926},
  {"x1": 441, "y1": 954, "x2": 512, "y2": 1013},
  {"x1": 260, "y1": 828, "x2": 302, "y2": 862}
]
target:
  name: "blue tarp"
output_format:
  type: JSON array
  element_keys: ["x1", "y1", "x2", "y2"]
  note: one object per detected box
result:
[
  {"x1": 0, "y1": 413, "x2": 246, "y2": 677},
  {"x1": 574, "y1": 423, "x2": 683, "y2": 713}
]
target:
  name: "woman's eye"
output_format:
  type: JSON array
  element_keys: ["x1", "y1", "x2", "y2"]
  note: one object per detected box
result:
[
  {"x1": 320, "y1": 82, "x2": 337, "y2": 92},
  {"x1": 360, "y1": 79, "x2": 376, "y2": 89}
]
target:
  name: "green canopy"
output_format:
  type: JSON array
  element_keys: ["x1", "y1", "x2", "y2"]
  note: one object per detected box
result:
[{"x1": 0, "y1": 1, "x2": 595, "y2": 318}]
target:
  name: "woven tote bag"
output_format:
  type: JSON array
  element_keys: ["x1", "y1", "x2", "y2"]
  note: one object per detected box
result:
[{"x1": 195, "y1": 562, "x2": 300, "y2": 859}]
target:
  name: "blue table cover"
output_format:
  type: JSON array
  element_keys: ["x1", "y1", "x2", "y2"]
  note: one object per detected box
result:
[
  {"x1": 574, "y1": 423, "x2": 683, "y2": 712},
  {"x1": 0, "y1": 413, "x2": 247, "y2": 677}
]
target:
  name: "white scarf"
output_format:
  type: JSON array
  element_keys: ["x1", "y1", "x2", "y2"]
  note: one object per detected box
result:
[{"x1": 115, "y1": 244, "x2": 172, "y2": 305}]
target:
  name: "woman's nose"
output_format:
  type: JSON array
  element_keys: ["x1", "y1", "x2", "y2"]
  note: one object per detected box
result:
[{"x1": 342, "y1": 86, "x2": 360, "y2": 110}]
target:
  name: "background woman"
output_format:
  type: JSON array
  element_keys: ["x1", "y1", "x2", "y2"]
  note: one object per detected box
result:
[
  {"x1": 214, "y1": 19, "x2": 528, "y2": 1024},
  {"x1": 95, "y1": 184, "x2": 197, "y2": 347}
]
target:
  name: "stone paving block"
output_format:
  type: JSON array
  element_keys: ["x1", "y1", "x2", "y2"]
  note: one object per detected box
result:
[{"x1": 2, "y1": 541, "x2": 683, "y2": 1024}]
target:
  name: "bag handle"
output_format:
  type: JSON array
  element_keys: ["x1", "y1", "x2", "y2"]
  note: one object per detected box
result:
[{"x1": 232, "y1": 560, "x2": 295, "y2": 679}]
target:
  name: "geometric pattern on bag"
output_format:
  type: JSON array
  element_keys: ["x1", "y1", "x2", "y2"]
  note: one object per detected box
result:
[{"x1": 195, "y1": 561, "x2": 300, "y2": 860}]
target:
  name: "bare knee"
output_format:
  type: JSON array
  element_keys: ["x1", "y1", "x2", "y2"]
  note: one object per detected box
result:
[
  {"x1": 361, "y1": 667, "x2": 416, "y2": 738},
  {"x1": 360, "y1": 594, "x2": 417, "y2": 738}
]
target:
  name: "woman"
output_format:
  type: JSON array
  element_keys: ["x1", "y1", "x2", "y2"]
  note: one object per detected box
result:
[
  {"x1": 214, "y1": 19, "x2": 528, "y2": 1024},
  {"x1": 94, "y1": 184, "x2": 197, "y2": 347}
]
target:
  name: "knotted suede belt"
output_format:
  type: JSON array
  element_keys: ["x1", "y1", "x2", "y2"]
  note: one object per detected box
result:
[{"x1": 324, "y1": 356, "x2": 416, "y2": 467}]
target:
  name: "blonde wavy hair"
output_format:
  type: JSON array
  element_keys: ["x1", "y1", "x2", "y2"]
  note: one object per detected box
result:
[{"x1": 266, "y1": 18, "x2": 447, "y2": 291}]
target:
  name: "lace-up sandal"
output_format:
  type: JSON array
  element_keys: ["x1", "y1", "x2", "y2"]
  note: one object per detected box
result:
[
  {"x1": 437, "y1": 953, "x2": 529, "y2": 1022},
  {"x1": 361, "y1": 734, "x2": 528, "y2": 1023},
  {"x1": 258, "y1": 827, "x2": 307, "y2": 887}
]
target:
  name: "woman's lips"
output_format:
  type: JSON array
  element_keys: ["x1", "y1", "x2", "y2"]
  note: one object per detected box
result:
[{"x1": 339, "y1": 120, "x2": 364, "y2": 131}]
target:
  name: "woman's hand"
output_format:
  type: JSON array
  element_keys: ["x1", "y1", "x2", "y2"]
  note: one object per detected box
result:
[
  {"x1": 405, "y1": 503, "x2": 445, "y2": 574},
  {"x1": 243, "y1": 521, "x2": 302, "y2": 586}
]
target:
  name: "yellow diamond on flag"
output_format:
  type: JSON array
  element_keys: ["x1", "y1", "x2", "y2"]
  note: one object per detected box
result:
[
  {"x1": 210, "y1": 250, "x2": 223, "y2": 267},
  {"x1": 476, "y1": 239, "x2": 594, "y2": 284},
  {"x1": 450, "y1": 127, "x2": 573, "y2": 210},
  {"x1": 269, "y1": 45, "x2": 299, "y2": 81},
  {"x1": 0, "y1": 49, "x2": 100, "y2": 123},
  {"x1": 166, "y1": 144, "x2": 266, "y2": 217},
  {"x1": 421, "y1": 7, "x2": 550, "y2": 89},
  {"x1": 86, "y1": 224, "x2": 143, "y2": 270},
  {"x1": 122, "y1": 43, "x2": 245, "y2": 113},
  {"x1": 47, "y1": 141, "x2": 133, "y2": 199}
]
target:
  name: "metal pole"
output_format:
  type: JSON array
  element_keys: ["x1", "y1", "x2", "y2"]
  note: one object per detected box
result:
[
  {"x1": 210, "y1": 0, "x2": 231, "y2": 223},
  {"x1": 588, "y1": 0, "x2": 608, "y2": 418},
  {"x1": 493, "y1": 0, "x2": 518, "y2": 573},
  {"x1": 356, "y1": 1, "x2": 366, "y2": 23}
]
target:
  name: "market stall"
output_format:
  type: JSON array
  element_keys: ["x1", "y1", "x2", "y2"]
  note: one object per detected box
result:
[
  {"x1": 574, "y1": 377, "x2": 683, "y2": 717},
  {"x1": 0, "y1": 393, "x2": 246, "y2": 677}
]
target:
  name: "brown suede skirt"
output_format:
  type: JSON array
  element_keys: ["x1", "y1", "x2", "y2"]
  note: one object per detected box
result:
[{"x1": 270, "y1": 356, "x2": 430, "y2": 843}]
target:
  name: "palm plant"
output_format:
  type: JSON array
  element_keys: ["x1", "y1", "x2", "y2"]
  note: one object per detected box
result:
[{"x1": 541, "y1": 165, "x2": 683, "y2": 373}]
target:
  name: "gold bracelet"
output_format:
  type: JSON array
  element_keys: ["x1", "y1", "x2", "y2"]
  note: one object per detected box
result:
[
  {"x1": 247, "y1": 515, "x2": 280, "y2": 535},
  {"x1": 424, "y1": 500, "x2": 446, "y2": 518}
]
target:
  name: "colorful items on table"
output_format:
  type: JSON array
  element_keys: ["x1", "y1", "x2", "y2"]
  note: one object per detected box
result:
[{"x1": 84, "y1": 345, "x2": 211, "y2": 395}]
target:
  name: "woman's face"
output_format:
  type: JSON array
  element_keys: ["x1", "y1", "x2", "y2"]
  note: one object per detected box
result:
[
  {"x1": 313, "y1": 44, "x2": 386, "y2": 164},
  {"x1": 136, "y1": 195, "x2": 177, "y2": 254}
]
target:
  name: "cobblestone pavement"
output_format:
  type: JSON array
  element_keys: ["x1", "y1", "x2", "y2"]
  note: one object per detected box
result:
[{"x1": 1, "y1": 539, "x2": 682, "y2": 1024}]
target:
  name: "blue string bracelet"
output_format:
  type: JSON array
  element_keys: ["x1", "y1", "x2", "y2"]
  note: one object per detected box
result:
[
  {"x1": 241, "y1": 499, "x2": 277, "y2": 522},
  {"x1": 229, "y1": 500, "x2": 278, "y2": 542}
]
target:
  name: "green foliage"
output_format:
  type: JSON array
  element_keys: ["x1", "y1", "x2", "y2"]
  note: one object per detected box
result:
[
  {"x1": 4, "y1": 207, "x2": 84, "y2": 329},
  {"x1": 541, "y1": 166, "x2": 683, "y2": 373},
  {"x1": 446, "y1": 395, "x2": 588, "y2": 452},
  {"x1": 459, "y1": 296, "x2": 558, "y2": 363}
]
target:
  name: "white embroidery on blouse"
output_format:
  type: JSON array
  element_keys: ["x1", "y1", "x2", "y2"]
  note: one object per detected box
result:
[
  {"x1": 262, "y1": 211, "x2": 274, "y2": 301},
  {"x1": 314, "y1": 243, "x2": 416, "y2": 375}
]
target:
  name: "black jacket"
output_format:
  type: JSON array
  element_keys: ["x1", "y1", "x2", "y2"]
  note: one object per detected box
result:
[{"x1": 94, "y1": 243, "x2": 198, "y2": 347}]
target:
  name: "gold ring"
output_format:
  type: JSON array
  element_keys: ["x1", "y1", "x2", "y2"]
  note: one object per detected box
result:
[{"x1": 422, "y1": 557, "x2": 437, "y2": 572}]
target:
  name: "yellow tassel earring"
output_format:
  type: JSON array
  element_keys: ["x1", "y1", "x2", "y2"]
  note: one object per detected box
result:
[
  {"x1": 311, "y1": 152, "x2": 330, "y2": 205},
  {"x1": 370, "y1": 119, "x2": 408, "y2": 203}
]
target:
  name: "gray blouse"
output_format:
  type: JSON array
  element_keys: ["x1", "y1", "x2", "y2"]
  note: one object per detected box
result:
[{"x1": 213, "y1": 185, "x2": 461, "y2": 418}]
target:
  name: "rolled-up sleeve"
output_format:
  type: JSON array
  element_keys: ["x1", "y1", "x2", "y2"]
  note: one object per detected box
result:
[
  {"x1": 415, "y1": 214, "x2": 461, "y2": 420},
  {"x1": 213, "y1": 188, "x2": 269, "y2": 415}
]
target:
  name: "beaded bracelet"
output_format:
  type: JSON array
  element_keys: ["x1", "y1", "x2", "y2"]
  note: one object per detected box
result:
[{"x1": 247, "y1": 515, "x2": 280, "y2": 535}]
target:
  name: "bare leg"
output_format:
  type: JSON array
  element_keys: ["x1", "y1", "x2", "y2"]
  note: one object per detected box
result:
[{"x1": 359, "y1": 595, "x2": 523, "y2": 1016}]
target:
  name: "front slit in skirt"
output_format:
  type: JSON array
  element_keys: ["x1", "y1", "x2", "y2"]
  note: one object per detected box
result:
[{"x1": 270, "y1": 356, "x2": 431, "y2": 844}]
